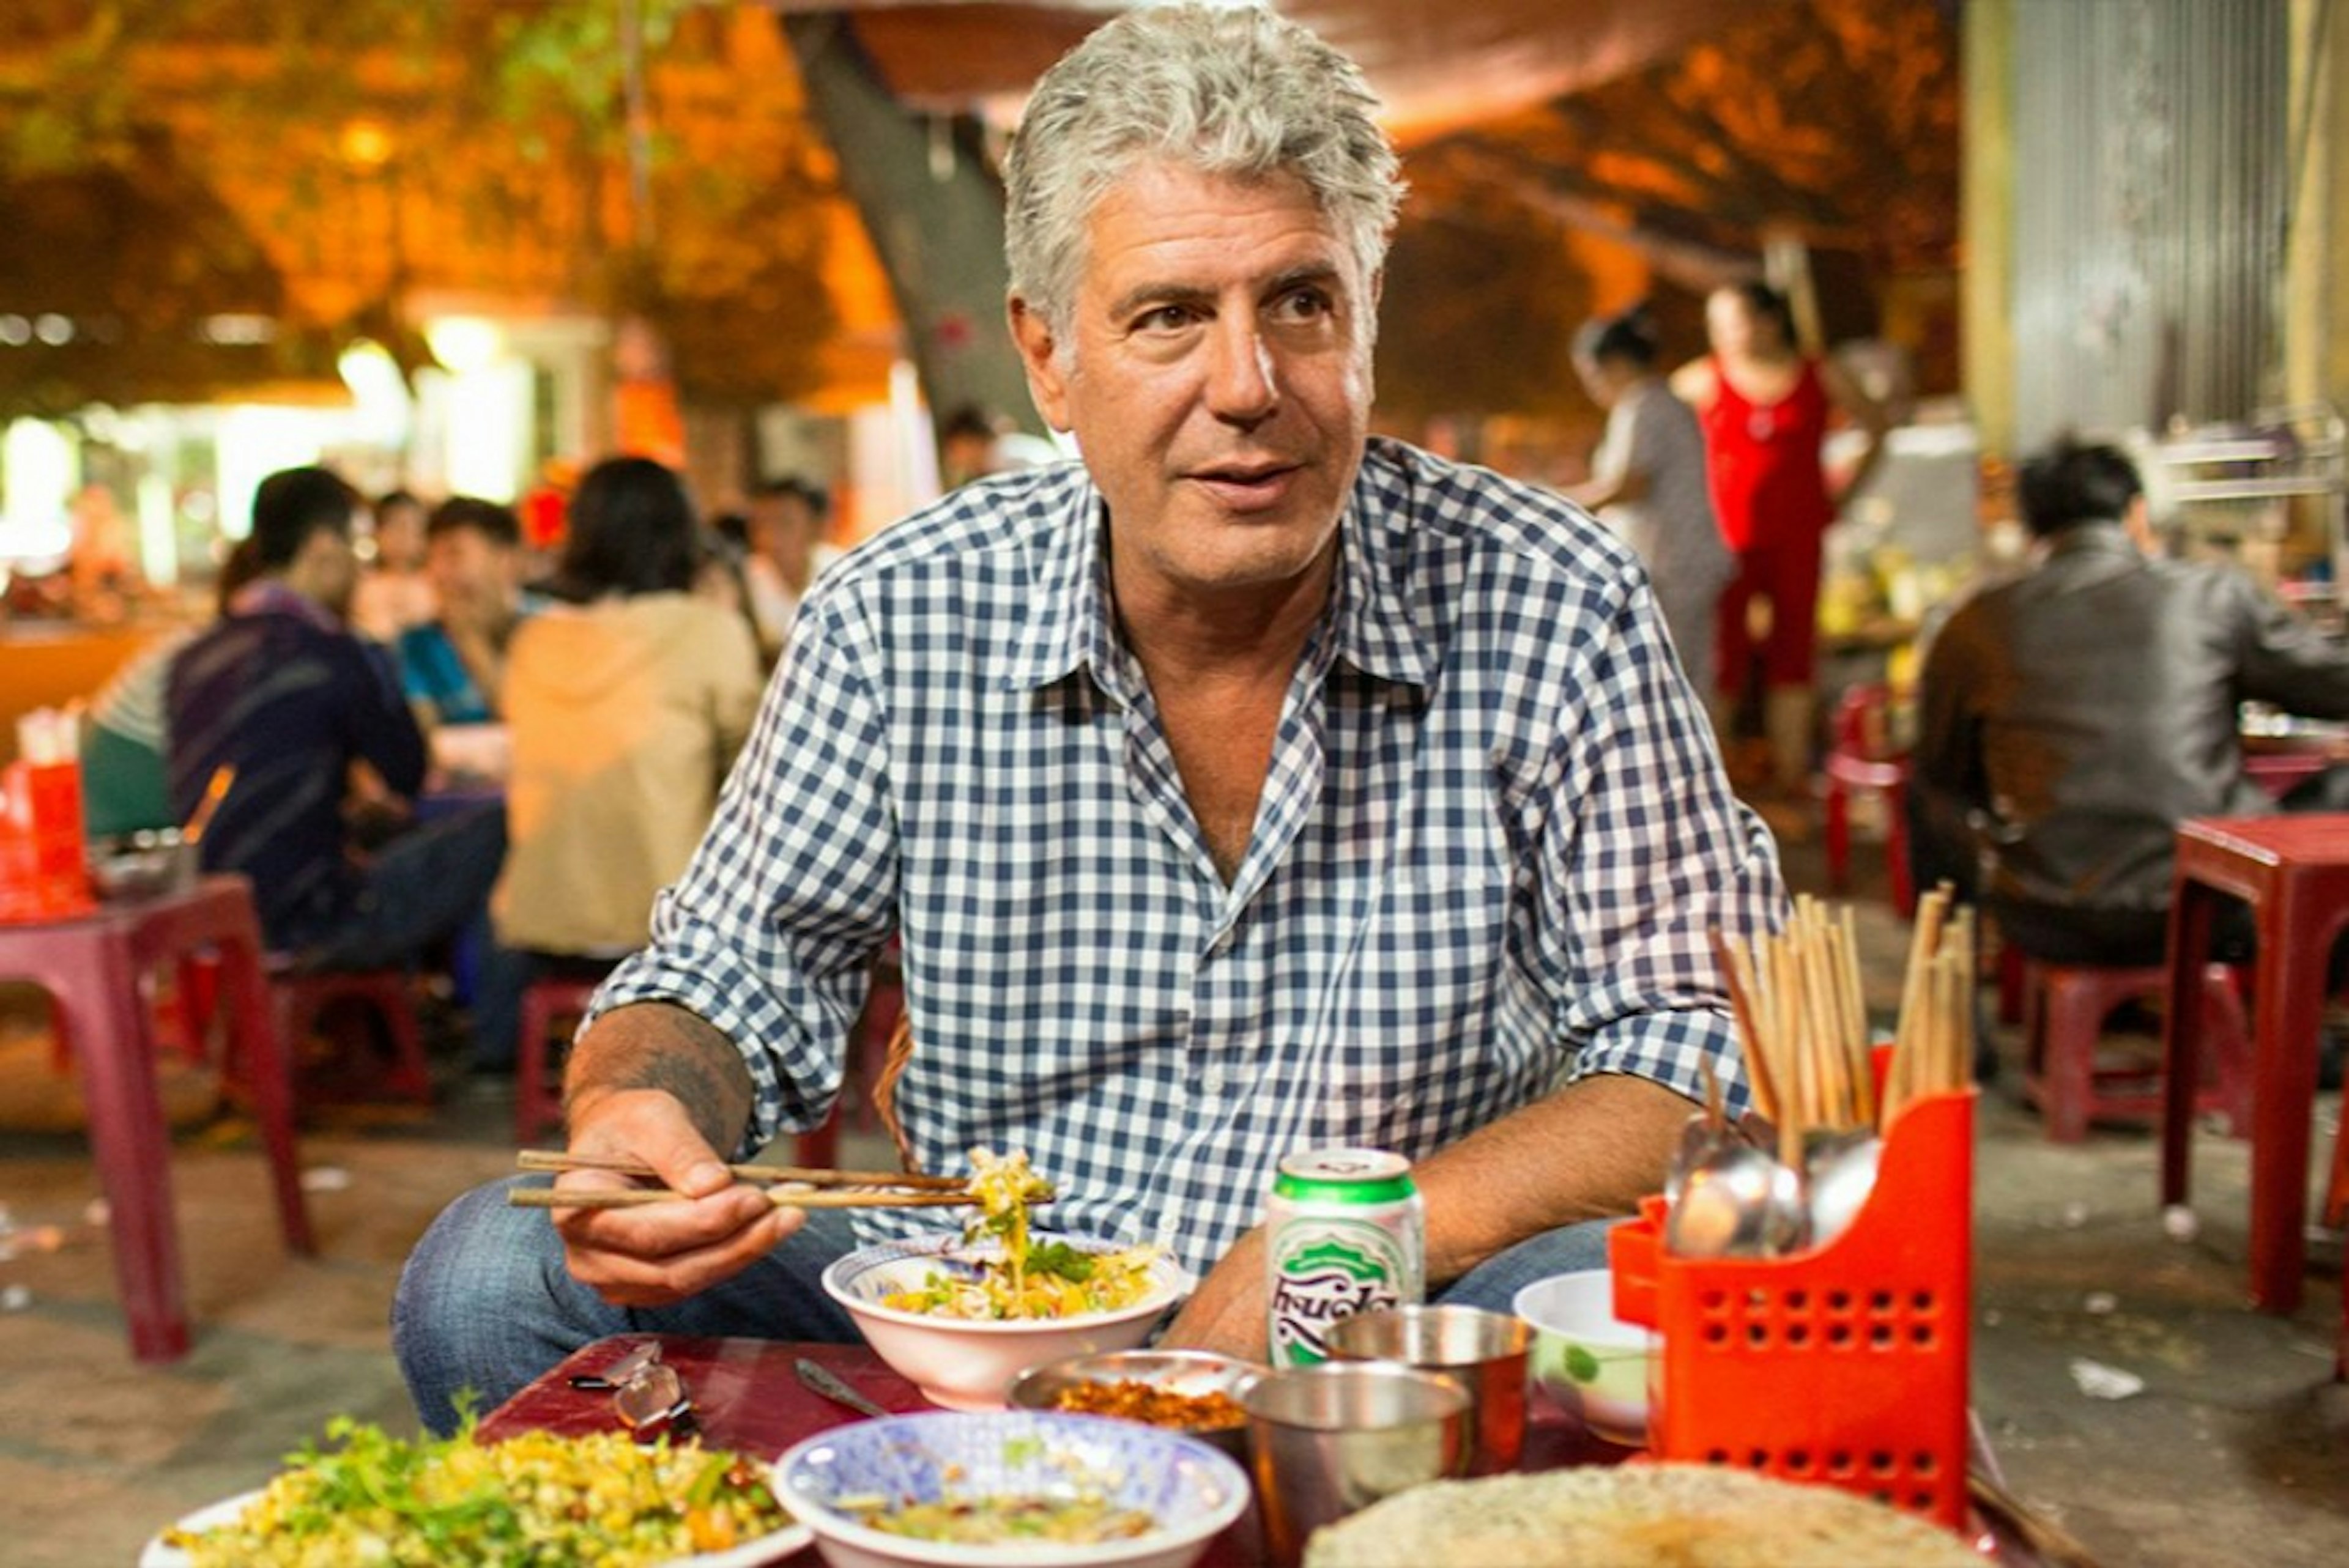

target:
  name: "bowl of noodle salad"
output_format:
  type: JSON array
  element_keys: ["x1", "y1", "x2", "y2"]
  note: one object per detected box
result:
[
  {"x1": 141, "y1": 1415, "x2": 803, "y2": 1567},
  {"x1": 822, "y1": 1150, "x2": 1192, "y2": 1411}
]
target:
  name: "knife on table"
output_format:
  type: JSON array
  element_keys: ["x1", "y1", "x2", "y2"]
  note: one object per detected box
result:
[{"x1": 795, "y1": 1356, "x2": 892, "y2": 1420}]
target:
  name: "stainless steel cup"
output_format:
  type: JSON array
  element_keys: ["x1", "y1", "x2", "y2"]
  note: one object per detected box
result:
[
  {"x1": 1241, "y1": 1361, "x2": 1471, "y2": 1568},
  {"x1": 1323, "y1": 1304, "x2": 1531, "y2": 1475}
]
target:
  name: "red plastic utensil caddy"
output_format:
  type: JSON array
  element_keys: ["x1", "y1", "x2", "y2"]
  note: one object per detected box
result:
[
  {"x1": 1609, "y1": 1086, "x2": 1976, "y2": 1532},
  {"x1": 0, "y1": 761, "x2": 94, "y2": 923}
]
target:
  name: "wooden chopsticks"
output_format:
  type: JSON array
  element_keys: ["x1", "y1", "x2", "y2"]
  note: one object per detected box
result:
[
  {"x1": 508, "y1": 1187, "x2": 982, "y2": 1211},
  {"x1": 507, "y1": 1150, "x2": 990, "y2": 1212},
  {"x1": 1716, "y1": 886, "x2": 1976, "y2": 1140},
  {"x1": 517, "y1": 1149, "x2": 965, "y2": 1190}
]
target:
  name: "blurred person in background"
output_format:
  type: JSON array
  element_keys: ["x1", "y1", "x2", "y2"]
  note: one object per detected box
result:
[
  {"x1": 1913, "y1": 435, "x2": 2349, "y2": 968},
  {"x1": 82, "y1": 541, "x2": 261, "y2": 837},
  {"x1": 492, "y1": 456, "x2": 762, "y2": 969},
  {"x1": 937, "y1": 403, "x2": 1006, "y2": 488},
  {"x1": 398, "y1": 496, "x2": 537, "y2": 729},
  {"x1": 166, "y1": 466, "x2": 511, "y2": 1054},
  {"x1": 738, "y1": 475, "x2": 837, "y2": 663},
  {"x1": 1570, "y1": 303, "x2": 1732, "y2": 696},
  {"x1": 350, "y1": 487, "x2": 437, "y2": 643},
  {"x1": 1674, "y1": 280, "x2": 1887, "y2": 807}
]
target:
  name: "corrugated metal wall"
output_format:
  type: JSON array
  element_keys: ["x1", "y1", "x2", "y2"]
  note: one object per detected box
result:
[{"x1": 2010, "y1": 0, "x2": 2287, "y2": 444}]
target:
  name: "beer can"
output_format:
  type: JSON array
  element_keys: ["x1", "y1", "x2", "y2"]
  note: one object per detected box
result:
[{"x1": 1266, "y1": 1147, "x2": 1427, "y2": 1367}]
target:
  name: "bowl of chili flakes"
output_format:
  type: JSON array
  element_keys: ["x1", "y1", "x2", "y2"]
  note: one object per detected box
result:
[{"x1": 1008, "y1": 1350, "x2": 1264, "y2": 1462}]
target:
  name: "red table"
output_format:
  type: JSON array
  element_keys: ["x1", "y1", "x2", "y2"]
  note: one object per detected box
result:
[
  {"x1": 478, "y1": 1336, "x2": 1631, "y2": 1566},
  {"x1": 2162, "y1": 813, "x2": 2349, "y2": 1314},
  {"x1": 0, "y1": 873, "x2": 312, "y2": 1359}
]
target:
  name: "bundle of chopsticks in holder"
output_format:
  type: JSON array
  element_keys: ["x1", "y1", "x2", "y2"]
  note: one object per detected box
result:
[
  {"x1": 507, "y1": 1150, "x2": 992, "y2": 1211},
  {"x1": 1674, "y1": 887, "x2": 1976, "y2": 1257},
  {"x1": 1715, "y1": 886, "x2": 1975, "y2": 1151}
]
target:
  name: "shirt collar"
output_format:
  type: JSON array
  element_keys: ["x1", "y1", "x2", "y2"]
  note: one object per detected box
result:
[
  {"x1": 229, "y1": 579, "x2": 345, "y2": 635},
  {"x1": 2044, "y1": 519, "x2": 2142, "y2": 560},
  {"x1": 999, "y1": 442, "x2": 1436, "y2": 695}
]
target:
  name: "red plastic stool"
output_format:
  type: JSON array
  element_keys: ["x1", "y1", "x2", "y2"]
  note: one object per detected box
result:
[
  {"x1": 270, "y1": 965, "x2": 433, "y2": 1104},
  {"x1": 1822, "y1": 683, "x2": 1915, "y2": 916},
  {"x1": 514, "y1": 962, "x2": 848, "y2": 1164},
  {"x1": 515, "y1": 966, "x2": 613, "y2": 1144},
  {"x1": 2024, "y1": 958, "x2": 2249, "y2": 1143}
]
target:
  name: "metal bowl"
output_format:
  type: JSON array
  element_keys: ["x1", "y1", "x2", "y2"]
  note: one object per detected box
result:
[
  {"x1": 87, "y1": 830, "x2": 199, "y2": 901},
  {"x1": 1007, "y1": 1348, "x2": 1263, "y2": 1461}
]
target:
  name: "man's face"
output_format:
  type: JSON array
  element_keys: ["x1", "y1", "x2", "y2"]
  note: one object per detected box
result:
[
  {"x1": 301, "y1": 522, "x2": 361, "y2": 619},
  {"x1": 1012, "y1": 160, "x2": 1377, "y2": 608},
  {"x1": 426, "y1": 528, "x2": 516, "y2": 620},
  {"x1": 749, "y1": 495, "x2": 820, "y2": 572}
]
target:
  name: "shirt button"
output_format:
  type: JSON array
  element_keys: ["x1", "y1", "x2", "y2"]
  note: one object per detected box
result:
[
  {"x1": 1210, "y1": 925, "x2": 1236, "y2": 953},
  {"x1": 1201, "y1": 1067, "x2": 1226, "y2": 1095}
]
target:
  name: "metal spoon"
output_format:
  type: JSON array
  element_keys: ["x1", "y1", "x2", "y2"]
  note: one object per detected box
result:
[
  {"x1": 1804, "y1": 1130, "x2": 1883, "y2": 1246},
  {"x1": 1666, "y1": 1141, "x2": 1806, "y2": 1257}
]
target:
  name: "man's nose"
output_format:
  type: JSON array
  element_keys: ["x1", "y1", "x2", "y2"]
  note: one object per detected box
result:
[{"x1": 1204, "y1": 318, "x2": 1279, "y2": 425}]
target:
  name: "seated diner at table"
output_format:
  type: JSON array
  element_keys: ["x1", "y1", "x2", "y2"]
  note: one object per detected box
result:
[
  {"x1": 392, "y1": 2, "x2": 1784, "y2": 1436},
  {"x1": 1910, "y1": 435, "x2": 2349, "y2": 971}
]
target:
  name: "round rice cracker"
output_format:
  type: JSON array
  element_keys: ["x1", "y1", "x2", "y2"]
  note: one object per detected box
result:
[{"x1": 1301, "y1": 1463, "x2": 1986, "y2": 1567}]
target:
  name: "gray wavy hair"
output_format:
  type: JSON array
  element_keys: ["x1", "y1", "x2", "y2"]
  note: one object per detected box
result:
[{"x1": 1004, "y1": 4, "x2": 1405, "y2": 339}]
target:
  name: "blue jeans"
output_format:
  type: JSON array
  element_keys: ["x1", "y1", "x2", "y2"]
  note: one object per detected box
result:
[
  {"x1": 300, "y1": 801, "x2": 522, "y2": 1070},
  {"x1": 392, "y1": 1175, "x2": 1622, "y2": 1437}
]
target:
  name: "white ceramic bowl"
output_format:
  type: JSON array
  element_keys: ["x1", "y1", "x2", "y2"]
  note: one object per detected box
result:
[
  {"x1": 774, "y1": 1409, "x2": 1249, "y2": 1568},
  {"x1": 820, "y1": 1233, "x2": 1192, "y2": 1411},
  {"x1": 1512, "y1": 1268, "x2": 1656, "y2": 1446}
]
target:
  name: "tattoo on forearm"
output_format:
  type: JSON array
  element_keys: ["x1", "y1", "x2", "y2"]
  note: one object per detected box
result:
[{"x1": 565, "y1": 1005, "x2": 751, "y2": 1152}]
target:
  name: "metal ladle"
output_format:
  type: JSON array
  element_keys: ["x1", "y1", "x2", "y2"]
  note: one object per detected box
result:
[{"x1": 1666, "y1": 1139, "x2": 1807, "y2": 1257}]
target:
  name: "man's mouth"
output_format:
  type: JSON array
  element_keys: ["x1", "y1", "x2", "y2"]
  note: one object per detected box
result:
[{"x1": 1189, "y1": 462, "x2": 1301, "y2": 509}]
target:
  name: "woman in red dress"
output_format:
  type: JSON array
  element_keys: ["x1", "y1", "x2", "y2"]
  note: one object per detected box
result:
[{"x1": 1674, "y1": 280, "x2": 1887, "y2": 804}]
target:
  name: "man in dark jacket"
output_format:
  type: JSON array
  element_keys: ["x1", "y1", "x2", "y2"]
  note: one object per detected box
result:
[
  {"x1": 167, "y1": 465, "x2": 514, "y2": 1057},
  {"x1": 1912, "y1": 436, "x2": 2349, "y2": 967}
]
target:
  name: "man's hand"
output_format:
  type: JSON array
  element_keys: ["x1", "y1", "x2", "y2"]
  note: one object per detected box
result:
[
  {"x1": 1159, "y1": 1226, "x2": 1271, "y2": 1361},
  {"x1": 551, "y1": 1088, "x2": 803, "y2": 1306},
  {"x1": 550, "y1": 1002, "x2": 792, "y2": 1307}
]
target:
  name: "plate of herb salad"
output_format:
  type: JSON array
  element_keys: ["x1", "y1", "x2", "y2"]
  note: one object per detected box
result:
[{"x1": 143, "y1": 1415, "x2": 806, "y2": 1567}]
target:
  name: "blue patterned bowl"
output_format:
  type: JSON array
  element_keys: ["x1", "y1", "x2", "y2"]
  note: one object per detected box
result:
[
  {"x1": 774, "y1": 1410, "x2": 1250, "y2": 1568},
  {"x1": 820, "y1": 1233, "x2": 1192, "y2": 1411}
]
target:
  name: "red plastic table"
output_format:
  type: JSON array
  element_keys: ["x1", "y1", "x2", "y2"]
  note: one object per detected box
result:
[
  {"x1": 0, "y1": 873, "x2": 313, "y2": 1359},
  {"x1": 478, "y1": 1336, "x2": 1629, "y2": 1567},
  {"x1": 2162, "y1": 813, "x2": 2349, "y2": 1314}
]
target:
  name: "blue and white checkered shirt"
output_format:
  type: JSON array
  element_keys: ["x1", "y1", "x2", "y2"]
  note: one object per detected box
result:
[{"x1": 592, "y1": 437, "x2": 1784, "y2": 1276}]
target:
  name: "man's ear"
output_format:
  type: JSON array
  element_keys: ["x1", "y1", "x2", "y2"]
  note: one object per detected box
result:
[
  {"x1": 2124, "y1": 494, "x2": 2160, "y2": 557},
  {"x1": 1009, "y1": 297, "x2": 1072, "y2": 434}
]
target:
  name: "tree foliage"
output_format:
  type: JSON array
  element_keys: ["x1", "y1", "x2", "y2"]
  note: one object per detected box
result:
[
  {"x1": 0, "y1": 1, "x2": 841, "y2": 419},
  {"x1": 1409, "y1": 0, "x2": 1959, "y2": 303}
]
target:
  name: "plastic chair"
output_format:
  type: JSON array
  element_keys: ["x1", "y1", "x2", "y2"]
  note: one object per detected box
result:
[
  {"x1": 270, "y1": 964, "x2": 433, "y2": 1104},
  {"x1": 1821, "y1": 683, "x2": 1915, "y2": 916},
  {"x1": 0, "y1": 875, "x2": 313, "y2": 1361},
  {"x1": 2022, "y1": 957, "x2": 2250, "y2": 1142}
]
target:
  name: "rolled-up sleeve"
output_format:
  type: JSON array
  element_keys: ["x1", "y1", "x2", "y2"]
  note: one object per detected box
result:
[{"x1": 1543, "y1": 568, "x2": 1784, "y2": 1114}]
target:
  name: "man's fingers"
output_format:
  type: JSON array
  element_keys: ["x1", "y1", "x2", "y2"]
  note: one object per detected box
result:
[{"x1": 565, "y1": 1204, "x2": 803, "y2": 1306}]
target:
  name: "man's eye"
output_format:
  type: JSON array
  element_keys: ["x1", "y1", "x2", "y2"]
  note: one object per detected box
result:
[
  {"x1": 1134, "y1": 305, "x2": 1197, "y2": 333},
  {"x1": 1273, "y1": 288, "x2": 1333, "y2": 322}
]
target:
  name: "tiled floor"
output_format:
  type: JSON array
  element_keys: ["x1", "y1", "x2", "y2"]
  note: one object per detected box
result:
[{"x1": 1, "y1": 830, "x2": 2344, "y2": 1567}]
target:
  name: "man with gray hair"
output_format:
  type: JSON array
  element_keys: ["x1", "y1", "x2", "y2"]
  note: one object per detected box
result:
[{"x1": 397, "y1": 3, "x2": 1780, "y2": 1431}]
